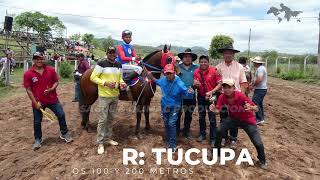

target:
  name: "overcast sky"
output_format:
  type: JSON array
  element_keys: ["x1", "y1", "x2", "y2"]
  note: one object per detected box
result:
[{"x1": 0, "y1": 0, "x2": 319, "y2": 54}]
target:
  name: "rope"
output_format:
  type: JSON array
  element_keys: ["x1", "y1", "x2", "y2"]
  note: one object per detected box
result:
[
  {"x1": 150, "y1": 82, "x2": 155, "y2": 95},
  {"x1": 135, "y1": 81, "x2": 148, "y2": 106},
  {"x1": 40, "y1": 108, "x2": 58, "y2": 122}
]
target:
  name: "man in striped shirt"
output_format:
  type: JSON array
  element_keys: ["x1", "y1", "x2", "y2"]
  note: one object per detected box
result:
[{"x1": 90, "y1": 46, "x2": 127, "y2": 155}]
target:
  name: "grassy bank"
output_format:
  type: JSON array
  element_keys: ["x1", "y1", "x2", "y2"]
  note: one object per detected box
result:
[{"x1": 0, "y1": 66, "x2": 73, "y2": 99}]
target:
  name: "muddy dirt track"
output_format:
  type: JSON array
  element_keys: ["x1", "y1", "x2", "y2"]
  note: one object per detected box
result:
[{"x1": 0, "y1": 77, "x2": 319, "y2": 180}]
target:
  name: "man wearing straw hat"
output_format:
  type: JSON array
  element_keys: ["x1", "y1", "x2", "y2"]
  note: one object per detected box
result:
[
  {"x1": 23, "y1": 52, "x2": 73, "y2": 151},
  {"x1": 176, "y1": 48, "x2": 199, "y2": 138},
  {"x1": 250, "y1": 56, "x2": 268, "y2": 125}
]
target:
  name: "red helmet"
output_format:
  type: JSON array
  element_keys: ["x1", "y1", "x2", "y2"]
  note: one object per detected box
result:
[{"x1": 122, "y1": 29, "x2": 132, "y2": 37}]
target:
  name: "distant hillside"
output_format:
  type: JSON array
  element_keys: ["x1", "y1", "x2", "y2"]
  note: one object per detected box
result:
[{"x1": 156, "y1": 45, "x2": 208, "y2": 56}]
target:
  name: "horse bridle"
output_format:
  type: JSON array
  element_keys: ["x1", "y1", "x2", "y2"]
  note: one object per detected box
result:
[
  {"x1": 140, "y1": 50, "x2": 176, "y2": 73},
  {"x1": 134, "y1": 50, "x2": 175, "y2": 105}
]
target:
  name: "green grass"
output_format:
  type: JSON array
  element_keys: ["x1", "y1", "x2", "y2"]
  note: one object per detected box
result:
[
  {"x1": 0, "y1": 67, "x2": 24, "y2": 98},
  {"x1": 267, "y1": 63, "x2": 320, "y2": 85},
  {"x1": 0, "y1": 65, "x2": 74, "y2": 99},
  {"x1": 276, "y1": 71, "x2": 306, "y2": 80}
]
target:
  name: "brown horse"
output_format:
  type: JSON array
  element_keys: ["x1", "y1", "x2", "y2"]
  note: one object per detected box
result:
[{"x1": 79, "y1": 45, "x2": 176, "y2": 138}]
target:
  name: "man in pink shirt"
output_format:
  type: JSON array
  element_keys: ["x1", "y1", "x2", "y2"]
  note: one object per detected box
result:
[
  {"x1": 216, "y1": 44, "x2": 247, "y2": 149},
  {"x1": 216, "y1": 44, "x2": 247, "y2": 93}
]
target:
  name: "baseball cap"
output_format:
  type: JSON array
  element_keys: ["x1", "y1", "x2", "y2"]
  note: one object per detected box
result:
[
  {"x1": 163, "y1": 64, "x2": 175, "y2": 74},
  {"x1": 221, "y1": 79, "x2": 235, "y2": 86},
  {"x1": 33, "y1": 52, "x2": 44, "y2": 59},
  {"x1": 107, "y1": 46, "x2": 116, "y2": 53}
]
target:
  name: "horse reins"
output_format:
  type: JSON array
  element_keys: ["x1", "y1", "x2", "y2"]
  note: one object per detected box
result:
[{"x1": 134, "y1": 51, "x2": 167, "y2": 105}]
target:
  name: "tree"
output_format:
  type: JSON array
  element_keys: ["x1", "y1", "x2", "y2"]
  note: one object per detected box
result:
[
  {"x1": 82, "y1": 33, "x2": 94, "y2": 45},
  {"x1": 14, "y1": 11, "x2": 65, "y2": 37},
  {"x1": 69, "y1": 33, "x2": 81, "y2": 41},
  {"x1": 102, "y1": 36, "x2": 115, "y2": 51},
  {"x1": 262, "y1": 50, "x2": 278, "y2": 60},
  {"x1": 209, "y1": 35, "x2": 234, "y2": 59}
]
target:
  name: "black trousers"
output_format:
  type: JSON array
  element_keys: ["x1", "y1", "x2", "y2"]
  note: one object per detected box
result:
[
  {"x1": 197, "y1": 96, "x2": 217, "y2": 141},
  {"x1": 220, "y1": 105, "x2": 238, "y2": 141},
  {"x1": 177, "y1": 98, "x2": 196, "y2": 135},
  {"x1": 215, "y1": 117, "x2": 266, "y2": 163}
]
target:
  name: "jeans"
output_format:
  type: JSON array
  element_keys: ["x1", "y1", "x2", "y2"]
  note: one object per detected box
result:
[
  {"x1": 215, "y1": 117, "x2": 266, "y2": 163},
  {"x1": 32, "y1": 102, "x2": 69, "y2": 141},
  {"x1": 96, "y1": 96, "x2": 119, "y2": 144},
  {"x1": 162, "y1": 106, "x2": 180, "y2": 149},
  {"x1": 177, "y1": 98, "x2": 196, "y2": 135},
  {"x1": 252, "y1": 89, "x2": 267, "y2": 122},
  {"x1": 197, "y1": 96, "x2": 216, "y2": 141},
  {"x1": 74, "y1": 80, "x2": 80, "y2": 101}
]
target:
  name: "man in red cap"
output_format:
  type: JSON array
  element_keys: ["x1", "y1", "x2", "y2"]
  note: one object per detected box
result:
[
  {"x1": 23, "y1": 52, "x2": 73, "y2": 150},
  {"x1": 147, "y1": 64, "x2": 194, "y2": 151}
]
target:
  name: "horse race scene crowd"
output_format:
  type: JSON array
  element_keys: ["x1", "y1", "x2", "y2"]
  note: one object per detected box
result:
[{"x1": 0, "y1": 0, "x2": 319, "y2": 179}]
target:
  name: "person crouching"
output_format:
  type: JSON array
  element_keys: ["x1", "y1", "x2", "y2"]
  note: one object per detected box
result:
[{"x1": 210, "y1": 79, "x2": 267, "y2": 169}]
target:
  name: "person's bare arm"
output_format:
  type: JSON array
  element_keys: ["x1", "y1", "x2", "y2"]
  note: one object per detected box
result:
[
  {"x1": 44, "y1": 81, "x2": 59, "y2": 95},
  {"x1": 244, "y1": 101, "x2": 258, "y2": 112},
  {"x1": 26, "y1": 88, "x2": 41, "y2": 109},
  {"x1": 252, "y1": 75, "x2": 263, "y2": 86},
  {"x1": 240, "y1": 82, "x2": 247, "y2": 93},
  {"x1": 210, "y1": 82, "x2": 222, "y2": 94},
  {"x1": 209, "y1": 104, "x2": 220, "y2": 114}
]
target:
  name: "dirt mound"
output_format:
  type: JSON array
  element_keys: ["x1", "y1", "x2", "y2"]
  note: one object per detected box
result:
[{"x1": 0, "y1": 77, "x2": 319, "y2": 179}]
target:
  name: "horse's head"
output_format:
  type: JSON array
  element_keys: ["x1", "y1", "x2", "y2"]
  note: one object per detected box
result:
[
  {"x1": 142, "y1": 44, "x2": 179, "y2": 78},
  {"x1": 161, "y1": 44, "x2": 181, "y2": 74},
  {"x1": 160, "y1": 44, "x2": 176, "y2": 68}
]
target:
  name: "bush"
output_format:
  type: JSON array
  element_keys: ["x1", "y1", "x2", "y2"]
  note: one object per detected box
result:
[
  {"x1": 59, "y1": 61, "x2": 73, "y2": 79},
  {"x1": 279, "y1": 71, "x2": 306, "y2": 80}
]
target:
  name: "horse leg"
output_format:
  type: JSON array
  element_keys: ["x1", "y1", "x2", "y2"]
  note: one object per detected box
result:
[
  {"x1": 135, "y1": 105, "x2": 143, "y2": 139},
  {"x1": 144, "y1": 105, "x2": 151, "y2": 133},
  {"x1": 79, "y1": 103, "x2": 91, "y2": 132}
]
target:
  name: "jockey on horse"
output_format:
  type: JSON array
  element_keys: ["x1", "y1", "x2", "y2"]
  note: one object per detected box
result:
[{"x1": 116, "y1": 29, "x2": 143, "y2": 83}]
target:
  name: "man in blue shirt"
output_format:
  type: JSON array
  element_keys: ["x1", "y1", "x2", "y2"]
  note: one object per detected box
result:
[
  {"x1": 176, "y1": 48, "x2": 199, "y2": 138},
  {"x1": 147, "y1": 64, "x2": 194, "y2": 151}
]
